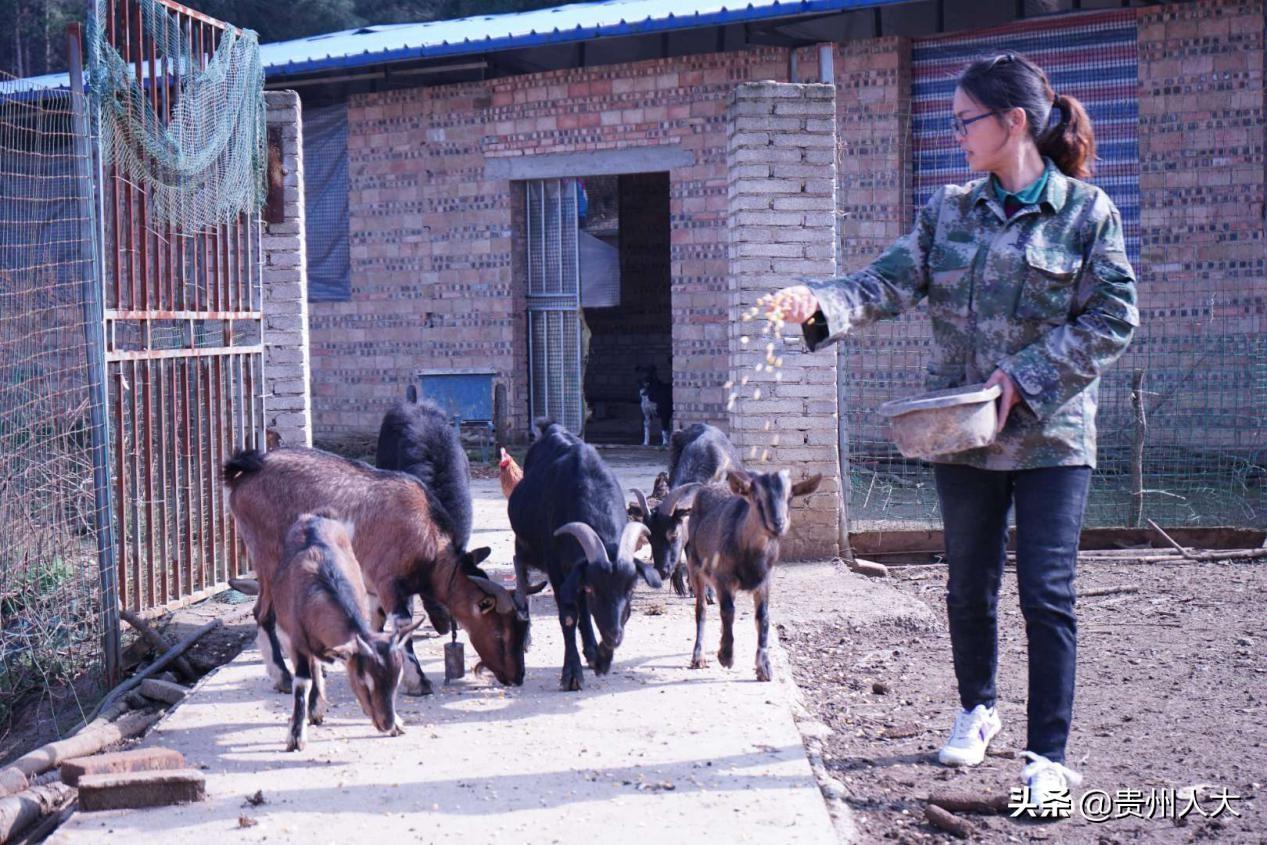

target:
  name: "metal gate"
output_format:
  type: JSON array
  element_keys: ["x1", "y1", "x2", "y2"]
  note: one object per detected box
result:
[
  {"x1": 95, "y1": 0, "x2": 264, "y2": 615},
  {"x1": 525, "y1": 178, "x2": 584, "y2": 434}
]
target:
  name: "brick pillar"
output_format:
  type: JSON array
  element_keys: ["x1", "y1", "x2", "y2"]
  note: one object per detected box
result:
[
  {"x1": 726, "y1": 82, "x2": 841, "y2": 561},
  {"x1": 263, "y1": 91, "x2": 312, "y2": 448}
]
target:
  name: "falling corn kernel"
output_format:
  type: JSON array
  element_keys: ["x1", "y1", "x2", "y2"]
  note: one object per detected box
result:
[
  {"x1": 740, "y1": 336, "x2": 749, "y2": 345},
  {"x1": 775, "y1": 372, "x2": 783, "y2": 382},
  {"x1": 726, "y1": 393, "x2": 737, "y2": 411},
  {"x1": 771, "y1": 434, "x2": 781, "y2": 446},
  {"x1": 723, "y1": 380, "x2": 733, "y2": 390},
  {"x1": 766, "y1": 353, "x2": 777, "y2": 365},
  {"x1": 741, "y1": 375, "x2": 750, "y2": 386},
  {"x1": 754, "y1": 364, "x2": 764, "y2": 373},
  {"x1": 752, "y1": 388, "x2": 762, "y2": 400},
  {"x1": 763, "y1": 420, "x2": 771, "y2": 431},
  {"x1": 775, "y1": 357, "x2": 784, "y2": 367},
  {"x1": 760, "y1": 449, "x2": 770, "y2": 463}
]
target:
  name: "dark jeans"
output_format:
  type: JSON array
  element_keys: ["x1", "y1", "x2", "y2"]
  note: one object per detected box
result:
[{"x1": 933, "y1": 463, "x2": 1091, "y2": 764}]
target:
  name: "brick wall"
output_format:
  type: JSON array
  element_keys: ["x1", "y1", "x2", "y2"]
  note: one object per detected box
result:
[
  {"x1": 726, "y1": 82, "x2": 841, "y2": 560},
  {"x1": 832, "y1": 37, "x2": 928, "y2": 449},
  {"x1": 310, "y1": 49, "x2": 793, "y2": 439},
  {"x1": 1134, "y1": 0, "x2": 1266, "y2": 452},
  {"x1": 262, "y1": 91, "x2": 313, "y2": 448}
]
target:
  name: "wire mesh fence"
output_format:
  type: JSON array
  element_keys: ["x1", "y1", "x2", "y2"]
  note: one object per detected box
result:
[
  {"x1": 0, "y1": 69, "x2": 108, "y2": 738},
  {"x1": 838, "y1": 15, "x2": 1267, "y2": 533}
]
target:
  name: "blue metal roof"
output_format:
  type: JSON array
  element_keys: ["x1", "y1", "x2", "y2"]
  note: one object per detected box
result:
[{"x1": 10, "y1": 0, "x2": 905, "y2": 93}]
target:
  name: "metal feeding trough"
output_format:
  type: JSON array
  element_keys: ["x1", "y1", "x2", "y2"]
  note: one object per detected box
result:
[{"x1": 877, "y1": 383, "x2": 1003, "y2": 459}]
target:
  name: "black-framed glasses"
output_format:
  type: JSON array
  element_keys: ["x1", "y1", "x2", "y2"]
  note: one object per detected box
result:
[{"x1": 951, "y1": 110, "x2": 996, "y2": 136}]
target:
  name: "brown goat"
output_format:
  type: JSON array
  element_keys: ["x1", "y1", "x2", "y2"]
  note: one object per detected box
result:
[
  {"x1": 224, "y1": 448, "x2": 529, "y2": 695},
  {"x1": 253, "y1": 512, "x2": 422, "y2": 751},
  {"x1": 685, "y1": 469, "x2": 822, "y2": 682}
]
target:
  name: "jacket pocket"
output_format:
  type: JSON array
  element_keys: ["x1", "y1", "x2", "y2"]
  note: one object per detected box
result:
[
  {"x1": 1015, "y1": 245, "x2": 1083, "y2": 324},
  {"x1": 929, "y1": 264, "x2": 973, "y2": 319}
]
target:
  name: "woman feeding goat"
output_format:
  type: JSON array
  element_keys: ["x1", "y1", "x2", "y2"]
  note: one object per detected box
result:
[{"x1": 769, "y1": 53, "x2": 1137, "y2": 815}]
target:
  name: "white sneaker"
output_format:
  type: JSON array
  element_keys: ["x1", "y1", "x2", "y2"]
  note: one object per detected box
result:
[
  {"x1": 937, "y1": 704, "x2": 1001, "y2": 766},
  {"x1": 1015, "y1": 752, "x2": 1084, "y2": 819}
]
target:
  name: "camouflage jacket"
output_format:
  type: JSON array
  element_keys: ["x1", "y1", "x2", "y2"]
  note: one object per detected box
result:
[{"x1": 804, "y1": 160, "x2": 1138, "y2": 470}]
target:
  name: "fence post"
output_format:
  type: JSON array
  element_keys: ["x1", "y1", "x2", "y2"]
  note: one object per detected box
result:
[
  {"x1": 1129, "y1": 368, "x2": 1147, "y2": 529},
  {"x1": 68, "y1": 19, "x2": 120, "y2": 686}
]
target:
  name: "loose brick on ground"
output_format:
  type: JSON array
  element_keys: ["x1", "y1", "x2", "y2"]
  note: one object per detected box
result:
[
  {"x1": 60, "y1": 747, "x2": 186, "y2": 787},
  {"x1": 76, "y1": 769, "x2": 206, "y2": 811}
]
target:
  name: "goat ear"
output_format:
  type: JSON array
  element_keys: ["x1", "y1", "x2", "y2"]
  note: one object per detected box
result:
[
  {"x1": 355, "y1": 635, "x2": 376, "y2": 661},
  {"x1": 477, "y1": 595, "x2": 497, "y2": 614},
  {"x1": 328, "y1": 642, "x2": 356, "y2": 661},
  {"x1": 636, "y1": 561, "x2": 663, "y2": 590},
  {"x1": 559, "y1": 562, "x2": 587, "y2": 608},
  {"x1": 465, "y1": 546, "x2": 492, "y2": 567},
  {"x1": 727, "y1": 469, "x2": 752, "y2": 497},
  {"x1": 791, "y1": 473, "x2": 823, "y2": 497}
]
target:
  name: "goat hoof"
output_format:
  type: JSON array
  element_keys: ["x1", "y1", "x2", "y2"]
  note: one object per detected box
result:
[
  {"x1": 560, "y1": 668, "x2": 584, "y2": 691},
  {"x1": 403, "y1": 675, "x2": 433, "y2": 696},
  {"x1": 274, "y1": 677, "x2": 293, "y2": 694},
  {"x1": 390, "y1": 722, "x2": 406, "y2": 737},
  {"x1": 308, "y1": 713, "x2": 325, "y2": 726},
  {"x1": 285, "y1": 736, "x2": 304, "y2": 752},
  {"x1": 689, "y1": 656, "x2": 709, "y2": 669},
  {"x1": 718, "y1": 649, "x2": 734, "y2": 669},
  {"x1": 755, "y1": 659, "x2": 773, "y2": 682}
]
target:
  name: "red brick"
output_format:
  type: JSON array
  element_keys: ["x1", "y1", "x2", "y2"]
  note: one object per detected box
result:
[
  {"x1": 60, "y1": 747, "x2": 186, "y2": 787},
  {"x1": 77, "y1": 769, "x2": 207, "y2": 811}
]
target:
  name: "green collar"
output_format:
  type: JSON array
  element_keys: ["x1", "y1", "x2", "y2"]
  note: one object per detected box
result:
[
  {"x1": 971, "y1": 158, "x2": 1068, "y2": 214},
  {"x1": 993, "y1": 166, "x2": 1049, "y2": 206}
]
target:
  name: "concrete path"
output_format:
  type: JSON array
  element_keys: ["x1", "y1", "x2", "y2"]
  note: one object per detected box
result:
[{"x1": 53, "y1": 453, "x2": 839, "y2": 845}]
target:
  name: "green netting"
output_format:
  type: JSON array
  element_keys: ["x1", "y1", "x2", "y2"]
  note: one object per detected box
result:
[{"x1": 88, "y1": 0, "x2": 266, "y2": 229}]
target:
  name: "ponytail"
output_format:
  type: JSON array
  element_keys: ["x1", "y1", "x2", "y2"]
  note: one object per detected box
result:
[{"x1": 1037, "y1": 93, "x2": 1096, "y2": 179}]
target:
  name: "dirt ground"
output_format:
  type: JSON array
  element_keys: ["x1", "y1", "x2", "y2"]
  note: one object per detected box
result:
[{"x1": 776, "y1": 558, "x2": 1266, "y2": 844}]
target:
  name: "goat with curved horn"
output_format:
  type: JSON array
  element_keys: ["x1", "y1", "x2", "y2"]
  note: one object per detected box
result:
[
  {"x1": 510, "y1": 423, "x2": 667, "y2": 690},
  {"x1": 555, "y1": 522, "x2": 610, "y2": 564},
  {"x1": 630, "y1": 488, "x2": 651, "y2": 520}
]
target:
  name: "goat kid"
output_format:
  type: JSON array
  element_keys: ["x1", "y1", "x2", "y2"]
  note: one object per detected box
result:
[
  {"x1": 251, "y1": 512, "x2": 423, "y2": 751},
  {"x1": 685, "y1": 469, "x2": 822, "y2": 682}
]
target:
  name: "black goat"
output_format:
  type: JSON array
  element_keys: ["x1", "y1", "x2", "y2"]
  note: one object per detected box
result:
[
  {"x1": 508, "y1": 422, "x2": 659, "y2": 691},
  {"x1": 685, "y1": 469, "x2": 821, "y2": 682},
  {"x1": 629, "y1": 423, "x2": 743, "y2": 596},
  {"x1": 636, "y1": 365, "x2": 672, "y2": 447},
  {"x1": 375, "y1": 395, "x2": 473, "y2": 635}
]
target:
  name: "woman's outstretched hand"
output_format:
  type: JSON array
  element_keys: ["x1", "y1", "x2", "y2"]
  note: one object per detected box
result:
[
  {"x1": 986, "y1": 368, "x2": 1022, "y2": 434},
  {"x1": 766, "y1": 285, "x2": 821, "y2": 325}
]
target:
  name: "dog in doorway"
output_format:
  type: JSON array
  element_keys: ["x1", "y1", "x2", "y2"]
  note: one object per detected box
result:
[{"x1": 636, "y1": 365, "x2": 672, "y2": 447}]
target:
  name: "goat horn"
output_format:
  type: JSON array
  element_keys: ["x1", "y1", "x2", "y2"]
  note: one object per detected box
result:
[
  {"x1": 660, "y1": 482, "x2": 701, "y2": 516},
  {"x1": 630, "y1": 488, "x2": 650, "y2": 520},
  {"x1": 554, "y1": 522, "x2": 610, "y2": 565},
  {"x1": 618, "y1": 521, "x2": 651, "y2": 563},
  {"x1": 467, "y1": 576, "x2": 517, "y2": 614}
]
